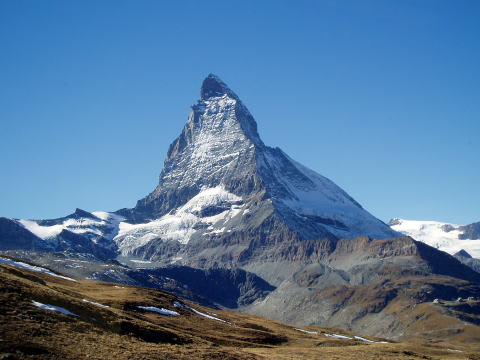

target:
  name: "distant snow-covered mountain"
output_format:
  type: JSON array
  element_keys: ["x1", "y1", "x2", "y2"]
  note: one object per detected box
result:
[{"x1": 389, "y1": 218, "x2": 480, "y2": 258}]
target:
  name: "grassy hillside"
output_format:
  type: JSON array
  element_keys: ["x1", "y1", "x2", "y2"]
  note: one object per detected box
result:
[{"x1": 0, "y1": 256, "x2": 478, "y2": 360}]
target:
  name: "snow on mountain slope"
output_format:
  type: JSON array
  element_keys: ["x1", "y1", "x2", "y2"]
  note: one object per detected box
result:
[
  {"x1": 17, "y1": 219, "x2": 64, "y2": 242},
  {"x1": 390, "y1": 218, "x2": 480, "y2": 258},
  {"x1": 272, "y1": 152, "x2": 397, "y2": 239},
  {"x1": 16, "y1": 211, "x2": 123, "y2": 244},
  {"x1": 114, "y1": 186, "x2": 244, "y2": 254}
]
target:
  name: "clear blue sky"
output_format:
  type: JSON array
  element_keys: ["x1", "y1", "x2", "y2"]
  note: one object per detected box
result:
[{"x1": 1, "y1": 0, "x2": 479, "y2": 224}]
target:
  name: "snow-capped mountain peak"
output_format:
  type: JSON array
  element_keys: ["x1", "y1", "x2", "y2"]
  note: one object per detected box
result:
[
  {"x1": 3, "y1": 74, "x2": 399, "y2": 264},
  {"x1": 201, "y1": 73, "x2": 240, "y2": 101},
  {"x1": 127, "y1": 74, "x2": 398, "y2": 245}
]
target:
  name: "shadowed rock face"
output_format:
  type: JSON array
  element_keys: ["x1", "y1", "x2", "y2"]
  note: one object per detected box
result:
[
  {"x1": 455, "y1": 249, "x2": 473, "y2": 258},
  {"x1": 55, "y1": 230, "x2": 116, "y2": 261},
  {"x1": 459, "y1": 221, "x2": 480, "y2": 240},
  {"x1": 130, "y1": 266, "x2": 276, "y2": 308},
  {"x1": 0, "y1": 218, "x2": 45, "y2": 251},
  {"x1": 454, "y1": 249, "x2": 480, "y2": 274}
]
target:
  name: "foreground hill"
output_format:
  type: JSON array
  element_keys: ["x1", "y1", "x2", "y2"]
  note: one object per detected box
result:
[{"x1": 1, "y1": 255, "x2": 479, "y2": 360}]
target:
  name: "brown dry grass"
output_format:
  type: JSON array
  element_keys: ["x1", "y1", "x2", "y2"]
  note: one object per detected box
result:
[{"x1": 0, "y1": 261, "x2": 479, "y2": 360}]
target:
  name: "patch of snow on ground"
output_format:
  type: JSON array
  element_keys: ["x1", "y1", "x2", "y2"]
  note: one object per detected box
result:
[
  {"x1": 173, "y1": 301, "x2": 228, "y2": 323},
  {"x1": 354, "y1": 336, "x2": 374, "y2": 343},
  {"x1": 0, "y1": 257, "x2": 76, "y2": 281},
  {"x1": 292, "y1": 328, "x2": 388, "y2": 343},
  {"x1": 293, "y1": 328, "x2": 318, "y2": 335},
  {"x1": 324, "y1": 333, "x2": 353, "y2": 340},
  {"x1": 31, "y1": 301, "x2": 78, "y2": 316},
  {"x1": 137, "y1": 306, "x2": 180, "y2": 316},
  {"x1": 391, "y1": 218, "x2": 480, "y2": 258},
  {"x1": 82, "y1": 299, "x2": 110, "y2": 308}
]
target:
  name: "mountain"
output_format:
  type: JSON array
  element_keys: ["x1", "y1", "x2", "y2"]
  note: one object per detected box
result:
[
  {"x1": 2, "y1": 74, "x2": 397, "y2": 274},
  {"x1": 116, "y1": 73, "x2": 398, "y2": 265},
  {"x1": 389, "y1": 218, "x2": 480, "y2": 259},
  {"x1": 2, "y1": 74, "x2": 480, "y2": 344},
  {"x1": 0, "y1": 208, "x2": 119, "y2": 260}
]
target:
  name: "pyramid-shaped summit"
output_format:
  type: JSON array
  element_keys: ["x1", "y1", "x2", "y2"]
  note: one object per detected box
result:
[
  {"x1": 201, "y1": 73, "x2": 240, "y2": 100},
  {"x1": 113, "y1": 74, "x2": 398, "y2": 267}
]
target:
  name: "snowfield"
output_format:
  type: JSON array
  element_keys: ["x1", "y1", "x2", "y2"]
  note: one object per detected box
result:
[
  {"x1": 390, "y1": 218, "x2": 480, "y2": 258},
  {"x1": 113, "y1": 186, "x2": 243, "y2": 253}
]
